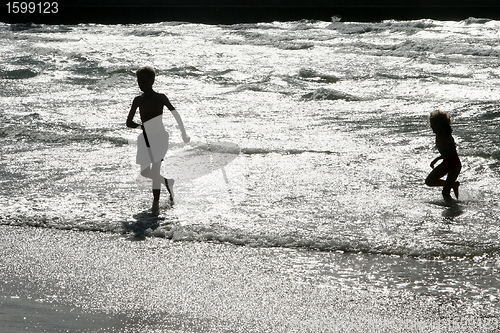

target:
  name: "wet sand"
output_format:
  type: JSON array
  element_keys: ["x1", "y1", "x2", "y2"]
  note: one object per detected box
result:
[{"x1": 0, "y1": 225, "x2": 497, "y2": 332}]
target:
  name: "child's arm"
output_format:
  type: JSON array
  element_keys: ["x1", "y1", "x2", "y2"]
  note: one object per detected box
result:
[
  {"x1": 161, "y1": 94, "x2": 190, "y2": 143},
  {"x1": 430, "y1": 156, "x2": 442, "y2": 169},
  {"x1": 126, "y1": 97, "x2": 140, "y2": 128},
  {"x1": 170, "y1": 108, "x2": 190, "y2": 143}
]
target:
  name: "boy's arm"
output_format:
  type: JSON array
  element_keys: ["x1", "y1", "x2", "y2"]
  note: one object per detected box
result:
[
  {"x1": 162, "y1": 94, "x2": 175, "y2": 112},
  {"x1": 126, "y1": 97, "x2": 140, "y2": 128},
  {"x1": 170, "y1": 108, "x2": 190, "y2": 143},
  {"x1": 162, "y1": 94, "x2": 190, "y2": 143}
]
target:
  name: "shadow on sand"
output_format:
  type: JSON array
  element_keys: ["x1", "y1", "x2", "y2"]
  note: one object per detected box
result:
[{"x1": 122, "y1": 210, "x2": 166, "y2": 240}]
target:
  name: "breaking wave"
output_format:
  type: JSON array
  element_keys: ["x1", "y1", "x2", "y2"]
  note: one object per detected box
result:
[
  {"x1": 302, "y1": 88, "x2": 359, "y2": 101},
  {"x1": 2, "y1": 214, "x2": 499, "y2": 259}
]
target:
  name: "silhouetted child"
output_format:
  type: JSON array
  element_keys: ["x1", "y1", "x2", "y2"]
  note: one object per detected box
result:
[
  {"x1": 127, "y1": 66, "x2": 190, "y2": 213},
  {"x1": 425, "y1": 110, "x2": 461, "y2": 201}
]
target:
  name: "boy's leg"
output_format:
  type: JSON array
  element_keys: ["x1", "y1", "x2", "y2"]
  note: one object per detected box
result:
[
  {"x1": 165, "y1": 178, "x2": 174, "y2": 203},
  {"x1": 151, "y1": 162, "x2": 162, "y2": 212},
  {"x1": 151, "y1": 189, "x2": 160, "y2": 213},
  {"x1": 140, "y1": 164, "x2": 161, "y2": 212},
  {"x1": 151, "y1": 161, "x2": 163, "y2": 190},
  {"x1": 152, "y1": 161, "x2": 174, "y2": 203},
  {"x1": 141, "y1": 162, "x2": 173, "y2": 206},
  {"x1": 140, "y1": 164, "x2": 152, "y2": 179}
]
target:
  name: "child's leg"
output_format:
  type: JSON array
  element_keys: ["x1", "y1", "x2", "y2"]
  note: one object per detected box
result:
[
  {"x1": 141, "y1": 163, "x2": 165, "y2": 188},
  {"x1": 141, "y1": 163, "x2": 173, "y2": 205},
  {"x1": 145, "y1": 162, "x2": 173, "y2": 203},
  {"x1": 140, "y1": 164, "x2": 153, "y2": 179},
  {"x1": 140, "y1": 163, "x2": 160, "y2": 203},
  {"x1": 165, "y1": 178, "x2": 174, "y2": 203},
  {"x1": 444, "y1": 167, "x2": 461, "y2": 199},
  {"x1": 140, "y1": 164, "x2": 160, "y2": 211},
  {"x1": 425, "y1": 164, "x2": 447, "y2": 187},
  {"x1": 426, "y1": 164, "x2": 461, "y2": 200},
  {"x1": 151, "y1": 161, "x2": 163, "y2": 190}
]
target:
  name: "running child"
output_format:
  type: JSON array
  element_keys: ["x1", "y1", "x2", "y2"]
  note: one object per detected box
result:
[
  {"x1": 425, "y1": 110, "x2": 461, "y2": 201},
  {"x1": 127, "y1": 66, "x2": 190, "y2": 212}
]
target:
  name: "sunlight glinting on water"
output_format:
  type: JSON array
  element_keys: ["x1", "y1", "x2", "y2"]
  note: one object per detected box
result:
[{"x1": 0, "y1": 19, "x2": 499, "y2": 315}]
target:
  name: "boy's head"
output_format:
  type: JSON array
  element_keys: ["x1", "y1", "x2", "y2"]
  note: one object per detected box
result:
[
  {"x1": 136, "y1": 66, "x2": 155, "y2": 92},
  {"x1": 429, "y1": 110, "x2": 452, "y2": 135}
]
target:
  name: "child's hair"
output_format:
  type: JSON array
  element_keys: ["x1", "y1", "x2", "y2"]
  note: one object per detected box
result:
[
  {"x1": 136, "y1": 66, "x2": 155, "y2": 81},
  {"x1": 429, "y1": 110, "x2": 453, "y2": 134}
]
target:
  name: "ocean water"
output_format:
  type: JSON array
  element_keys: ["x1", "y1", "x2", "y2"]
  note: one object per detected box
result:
[{"x1": 1, "y1": 17, "x2": 499, "y2": 325}]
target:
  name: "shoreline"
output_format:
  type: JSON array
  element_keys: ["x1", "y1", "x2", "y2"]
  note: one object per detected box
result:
[{"x1": 0, "y1": 225, "x2": 498, "y2": 332}]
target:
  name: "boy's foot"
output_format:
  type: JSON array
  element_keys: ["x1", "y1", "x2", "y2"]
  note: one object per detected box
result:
[
  {"x1": 452, "y1": 181, "x2": 460, "y2": 199},
  {"x1": 152, "y1": 200, "x2": 159, "y2": 214},
  {"x1": 165, "y1": 178, "x2": 175, "y2": 203}
]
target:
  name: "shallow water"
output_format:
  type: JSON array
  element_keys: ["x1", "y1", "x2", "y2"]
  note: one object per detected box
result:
[{"x1": 0, "y1": 18, "x2": 499, "y2": 317}]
